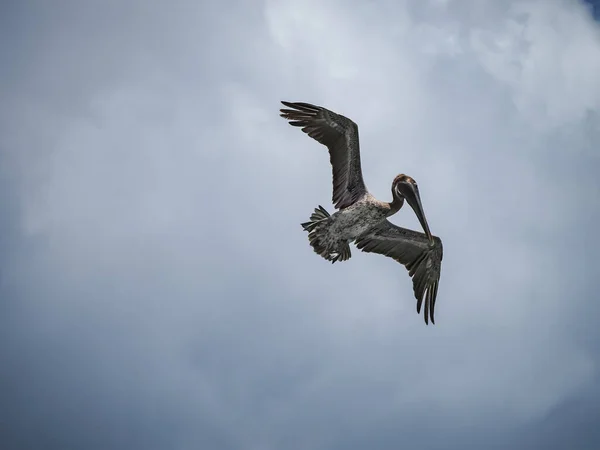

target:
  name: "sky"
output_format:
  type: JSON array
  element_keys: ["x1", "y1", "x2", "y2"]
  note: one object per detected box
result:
[{"x1": 1, "y1": 0, "x2": 600, "y2": 449}]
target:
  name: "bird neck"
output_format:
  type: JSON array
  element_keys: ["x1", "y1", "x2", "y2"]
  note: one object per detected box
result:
[{"x1": 388, "y1": 195, "x2": 404, "y2": 215}]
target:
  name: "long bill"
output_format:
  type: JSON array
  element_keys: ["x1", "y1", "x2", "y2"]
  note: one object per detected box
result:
[{"x1": 404, "y1": 185, "x2": 435, "y2": 245}]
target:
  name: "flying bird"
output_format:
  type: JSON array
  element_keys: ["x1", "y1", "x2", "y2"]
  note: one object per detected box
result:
[{"x1": 279, "y1": 101, "x2": 443, "y2": 324}]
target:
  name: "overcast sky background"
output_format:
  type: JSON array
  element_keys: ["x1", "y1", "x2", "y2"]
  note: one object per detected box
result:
[{"x1": 1, "y1": 0, "x2": 600, "y2": 449}]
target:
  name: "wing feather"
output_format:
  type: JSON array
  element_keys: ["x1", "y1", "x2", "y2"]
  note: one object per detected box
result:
[
  {"x1": 355, "y1": 220, "x2": 443, "y2": 324},
  {"x1": 280, "y1": 101, "x2": 367, "y2": 209}
]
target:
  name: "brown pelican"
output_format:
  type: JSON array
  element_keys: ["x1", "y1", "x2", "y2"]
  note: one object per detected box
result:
[{"x1": 280, "y1": 101, "x2": 443, "y2": 324}]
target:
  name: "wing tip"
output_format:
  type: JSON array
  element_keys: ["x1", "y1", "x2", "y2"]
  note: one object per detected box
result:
[
  {"x1": 417, "y1": 287, "x2": 437, "y2": 326},
  {"x1": 280, "y1": 100, "x2": 321, "y2": 112}
]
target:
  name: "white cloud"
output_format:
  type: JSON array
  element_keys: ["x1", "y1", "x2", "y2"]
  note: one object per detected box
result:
[{"x1": 1, "y1": 0, "x2": 599, "y2": 448}]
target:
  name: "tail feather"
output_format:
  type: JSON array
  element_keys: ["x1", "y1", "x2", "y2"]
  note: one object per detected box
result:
[
  {"x1": 301, "y1": 206, "x2": 351, "y2": 263},
  {"x1": 301, "y1": 205, "x2": 330, "y2": 232}
]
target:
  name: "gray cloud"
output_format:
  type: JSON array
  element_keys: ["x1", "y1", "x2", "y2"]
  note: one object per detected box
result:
[{"x1": 1, "y1": 0, "x2": 599, "y2": 448}]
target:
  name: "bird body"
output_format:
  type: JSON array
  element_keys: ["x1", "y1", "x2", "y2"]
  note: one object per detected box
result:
[
  {"x1": 280, "y1": 101, "x2": 444, "y2": 324},
  {"x1": 301, "y1": 194, "x2": 393, "y2": 263},
  {"x1": 317, "y1": 193, "x2": 395, "y2": 242}
]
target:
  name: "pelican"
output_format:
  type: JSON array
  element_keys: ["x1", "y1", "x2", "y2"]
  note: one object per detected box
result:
[{"x1": 280, "y1": 101, "x2": 443, "y2": 324}]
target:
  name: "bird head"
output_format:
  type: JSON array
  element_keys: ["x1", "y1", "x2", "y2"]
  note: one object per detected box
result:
[{"x1": 392, "y1": 174, "x2": 434, "y2": 244}]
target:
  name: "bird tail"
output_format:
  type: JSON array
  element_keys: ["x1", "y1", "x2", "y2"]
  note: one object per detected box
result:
[
  {"x1": 301, "y1": 205, "x2": 330, "y2": 232},
  {"x1": 301, "y1": 206, "x2": 351, "y2": 264}
]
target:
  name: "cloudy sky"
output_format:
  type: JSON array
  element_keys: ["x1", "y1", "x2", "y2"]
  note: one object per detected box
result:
[{"x1": 1, "y1": 0, "x2": 600, "y2": 448}]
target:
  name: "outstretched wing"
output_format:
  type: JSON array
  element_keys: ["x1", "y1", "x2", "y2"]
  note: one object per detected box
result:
[
  {"x1": 355, "y1": 220, "x2": 443, "y2": 325},
  {"x1": 280, "y1": 101, "x2": 367, "y2": 209}
]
